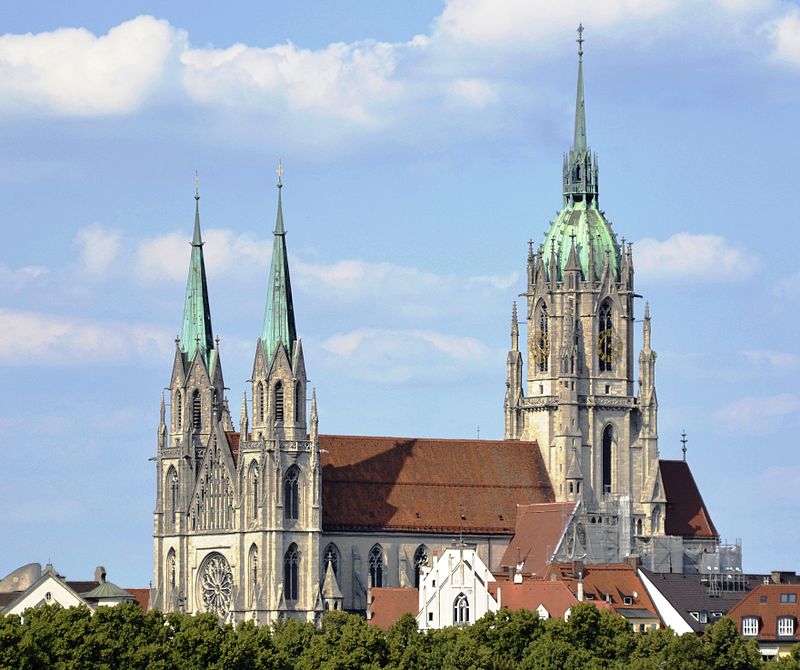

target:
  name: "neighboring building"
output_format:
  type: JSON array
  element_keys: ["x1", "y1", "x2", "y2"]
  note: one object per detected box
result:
[
  {"x1": 152, "y1": 29, "x2": 730, "y2": 624},
  {"x1": 545, "y1": 561, "x2": 661, "y2": 632},
  {"x1": 0, "y1": 563, "x2": 144, "y2": 616},
  {"x1": 489, "y1": 579, "x2": 578, "y2": 621},
  {"x1": 637, "y1": 566, "x2": 755, "y2": 634},
  {"x1": 417, "y1": 543, "x2": 498, "y2": 630},
  {"x1": 727, "y1": 582, "x2": 800, "y2": 660}
]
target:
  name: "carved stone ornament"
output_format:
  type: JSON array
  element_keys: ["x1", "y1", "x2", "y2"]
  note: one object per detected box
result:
[{"x1": 198, "y1": 553, "x2": 233, "y2": 617}]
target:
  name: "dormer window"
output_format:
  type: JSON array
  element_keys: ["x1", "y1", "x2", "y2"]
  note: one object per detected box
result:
[
  {"x1": 742, "y1": 616, "x2": 759, "y2": 636},
  {"x1": 778, "y1": 617, "x2": 795, "y2": 637}
]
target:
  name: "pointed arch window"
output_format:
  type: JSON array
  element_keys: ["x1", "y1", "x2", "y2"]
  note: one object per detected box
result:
[
  {"x1": 257, "y1": 382, "x2": 265, "y2": 424},
  {"x1": 284, "y1": 544, "x2": 299, "y2": 601},
  {"x1": 175, "y1": 392, "x2": 182, "y2": 429},
  {"x1": 454, "y1": 593, "x2": 470, "y2": 625},
  {"x1": 369, "y1": 544, "x2": 383, "y2": 588},
  {"x1": 294, "y1": 382, "x2": 302, "y2": 423},
  {"x1": 535, "y1": 302, "x2": 549, "y2": 373},
  {"x1": 323, "y1": 543, "x2": 340, "y2": 578},
  {"x1": 248, "y1": 462, "x2": 259, "y2": 520},
  {"x1": 167, "y1": 548, "x2": 176, "y2": 591},
  {"x1": 652, "y1": 506, "x2": 662, "y2": 534},
  {"x1": 602, "y1": 424, "x2": 613, "y2": 496},
  {"x1": 599, "y1": 300, "x2": 614, "y2": 372},
  {"x1": 284, "y1": 466, "x2": 299, "y2": 521},
  {"x1": 413, "y1": 545, "x2": 429, "y2": 588},
  {"x1": 167, "y1": 467, "x2": 178, "y2": 520},
  {"x1": 192, "y1": 389, "x2": 201, "y2": 430},
  {"x1": 249, "y1": 544, "x2": 259, "y2": 606},
  {"x1": 275, "y1": 382, "x2": 284, "y2": 422}
]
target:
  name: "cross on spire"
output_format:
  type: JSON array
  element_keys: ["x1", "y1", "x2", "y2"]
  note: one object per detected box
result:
[
  {"x1": 577, "y1": 23, "x2": 584, "y2": 61},
  {"x1": 276, "y1": 160, "x2": 283, "y2": 188},
  {"x1": 194, "y1": 171, "x2": 200, "y2": 200}
]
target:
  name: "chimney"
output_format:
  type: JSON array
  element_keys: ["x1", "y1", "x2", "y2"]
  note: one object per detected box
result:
[
  {"x1": 625, "y1": 555, "x2": 641, "y2": 570},
  {"x1": 577, "y1": 571, "x2": 584, "y2": 602},
  {"x1": 94, "y1": 566, "x2": 107, "y2": 584}
]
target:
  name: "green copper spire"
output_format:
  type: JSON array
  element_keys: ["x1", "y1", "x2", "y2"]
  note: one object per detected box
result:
[
  {"x1": 180, "y1": 175, "x2": 215, "y2": 364},
  {"x1": 261, "y1": 162, "x2": 297, "y2": 363},
  {"x1": 574, "y1": 23, "x2": 587, "y2": 153},
  {"x1": 544, "y1": 27, "x2": 620, "y2": 282}
]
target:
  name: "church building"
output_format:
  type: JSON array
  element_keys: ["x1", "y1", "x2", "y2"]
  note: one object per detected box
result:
[{"x1": 152, "y1": 30, "x2": 731, "y2": 623}]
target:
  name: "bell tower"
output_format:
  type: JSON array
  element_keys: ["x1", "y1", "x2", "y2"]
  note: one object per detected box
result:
[{"x1": 504, "y1": 27, "x2": 663, "y2": 537}]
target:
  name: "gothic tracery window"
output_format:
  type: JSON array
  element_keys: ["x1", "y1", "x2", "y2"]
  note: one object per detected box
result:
[
  {"x1": 413, "y1": 545, "x2": 429, "y2": 588},
  {"x1": 602, "y1": 424, "x2": 613, "y2": 496},
  {"x1": 295, "y1": 382, "x2": 302, "y2": 423},
  {"x1": 284, "y1": 544, "x2": 299, "y2": 601},
  {"x1": 249, "y1": 463, "x2": 259, "y2": 520},
  {"x1": 454, "y1": 593, "x2": 470, "y2": 624},
  {"x1": 275, "y1": 382, "x2": 284, "y2": 422},
  {"x1": 369, "y1": 544, "x2": 383, "y2": 588},
  {"x1": 198, "y1": 553, "x2": 233, "y2": 618},
  {"x1": 535, "y1": 301, "x2": 549, "y2": 373},
  {"x1": 598, "y1": 300, "x2": 614, "y2": 372},
  {"x1": 175, "y1": 391, "x2": 182, "y2": 429},
  {"x1": 168, "y1": 467, "x2": 178, "y2": 519},
  {"x1": 284, "y1": 466, "x2": 299, "y2": 521},
  {"x1": 249, "y1": 544, "x2": 258, "y2": 606},
  {"x1": 323, "y1": 543, "x2": 339, "y2": 578}
]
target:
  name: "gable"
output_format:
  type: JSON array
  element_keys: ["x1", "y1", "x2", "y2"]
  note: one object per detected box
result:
[{"x1": 659, "y1": 460, "x2": 718, "y2": 538}]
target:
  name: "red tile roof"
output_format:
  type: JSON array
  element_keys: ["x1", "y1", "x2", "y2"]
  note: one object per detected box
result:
[
  {"x1": 545, "y1": 563, "x2": 659, "y2": 620},
  {"x1": 124, "y1": 588, "x2": 151, "y2": 611},
  {"x1": 225, "y1": 432, "x2": 240, "y2": 466},
  {"x1": 499, "y1": 502, "x2": 578, "y2": 577},
  {"x1": 319, "y1": 435, "x2": 553, "y2": 533},
  {"x1": 490, "y1": 579, "x2": 578, "y2": 618},
  {"x1": 369, "y1": 587, "x2": 419, "y2": 630},
  {"x1": 727, "y1": 584, "x2": 800, "y2": 642},
  {"x1": 659, "y1": 460, "x2": 718, "y2": 538}
]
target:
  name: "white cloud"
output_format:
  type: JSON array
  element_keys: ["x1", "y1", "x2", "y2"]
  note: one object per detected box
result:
[
  {"x1": 450, "y1": 78, "x2": 498, "y2": 107},
  {"x1": 75, "y1": 224, "x2": 121, "y2": 276},
  {"x1": 0, "y1": 264, "x2": 47, "y2": 291},
  {"x1": 774, "y1": 270, "x2": 800, "y2": 300},
  {"x1": 741, "y1": 349, "x2": 800, "y2": 372},
  {"x1": 634, "y1": 232, "x2": 757, "y2": 282},
  {"x1": 293, "y1": 257, "x2": 518, "y2": 319},
  {"x1": 134, "y1": 228, "x2": 270, "y2": 282},
  {"x1": 434, "y1": 0, "x2": 677, "y2": 46},
  {"x1": 0, "y1": 16, "x2": 178, "y2": 116},
  {"x1": 768, "y1": 7, "x2": 800, "y2": 67},
  {"x1": 713, "y1": 393, "x2": 800, "y2": 433},
  {"x1": 0, "y1": 308, "x2": 172, "y2": 365},
  {"x1": 320, "y1": 327, "x2": 493, "y2": 383},
  {"x1": 181, "y1": 38, "x2": 407, "y2": 124}
]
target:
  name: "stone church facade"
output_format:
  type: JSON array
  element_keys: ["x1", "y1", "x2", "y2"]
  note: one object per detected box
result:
[{"x1": 152, "y1": 33, "x2": 730, "y2": 623}]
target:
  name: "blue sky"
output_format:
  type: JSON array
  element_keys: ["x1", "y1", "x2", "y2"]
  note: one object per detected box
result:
[{"x1": 1, "y1": 1, "x2": 799, "y2": 587}]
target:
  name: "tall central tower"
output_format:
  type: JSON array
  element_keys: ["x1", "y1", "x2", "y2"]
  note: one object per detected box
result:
[{"x1": 505, "y1": 27, "x2": 663, "y2": 539}]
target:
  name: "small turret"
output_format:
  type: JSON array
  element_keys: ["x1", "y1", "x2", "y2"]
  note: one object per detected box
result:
[{"x1": 240, "y1": 391, "x2": 249, "y2": 440}]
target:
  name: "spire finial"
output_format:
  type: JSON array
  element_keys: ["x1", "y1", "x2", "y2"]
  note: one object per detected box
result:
[
  {"x1": 681, "y1": 430, "x2": 688, "y2": 461},
  {"x1": 276, "y1": 160, "x2": 283, "y2": 188},
  {"x1": 577, "y1": 23, "x2": 584, "y2": 63},
  {"x1": 194, "y1": 171, "x2": 200, "y2": 201}
]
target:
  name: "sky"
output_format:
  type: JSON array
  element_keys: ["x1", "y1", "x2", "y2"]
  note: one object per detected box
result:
[{"x1": 1, "y1": 0, "x2": 799, "y2": 588}]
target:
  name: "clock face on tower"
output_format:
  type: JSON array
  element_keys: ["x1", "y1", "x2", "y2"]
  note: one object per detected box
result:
[
  {"x1": 531, "y1": 329, "x2": 549, "y2": 364},
  {"x1": 596, "y1": 330, "x2": 623, "y2": 364}
]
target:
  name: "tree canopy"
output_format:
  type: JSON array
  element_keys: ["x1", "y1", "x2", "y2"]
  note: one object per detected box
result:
[{"x1": 0, "y1": 602, "x2": 795, "y2": 670}]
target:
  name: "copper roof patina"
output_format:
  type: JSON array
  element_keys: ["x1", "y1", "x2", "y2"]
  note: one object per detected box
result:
[{"x1": 261, "y1": 171, "x2": 297, "y2": 365}]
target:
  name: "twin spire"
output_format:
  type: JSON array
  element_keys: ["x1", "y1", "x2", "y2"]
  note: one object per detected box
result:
[
  {"x1": 180, "y1": 173, "x2": 214, "y2": 364},
  {"x1": 179, "y1": 164, "x2": 297, "y2": 367}
]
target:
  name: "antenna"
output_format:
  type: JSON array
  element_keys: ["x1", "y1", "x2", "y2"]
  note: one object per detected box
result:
[{"x1": 681, "y1": 430, "x2": 688, "y2": 461}]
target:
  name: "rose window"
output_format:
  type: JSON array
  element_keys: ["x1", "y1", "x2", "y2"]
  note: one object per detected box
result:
[{"x1": 199, "y1": 553, "x2": 233, "y2": 617}]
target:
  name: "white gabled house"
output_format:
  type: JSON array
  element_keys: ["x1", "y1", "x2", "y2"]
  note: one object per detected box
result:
[{"x1": 417, "y1": 542, "x2": 499, "y2": 630}]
